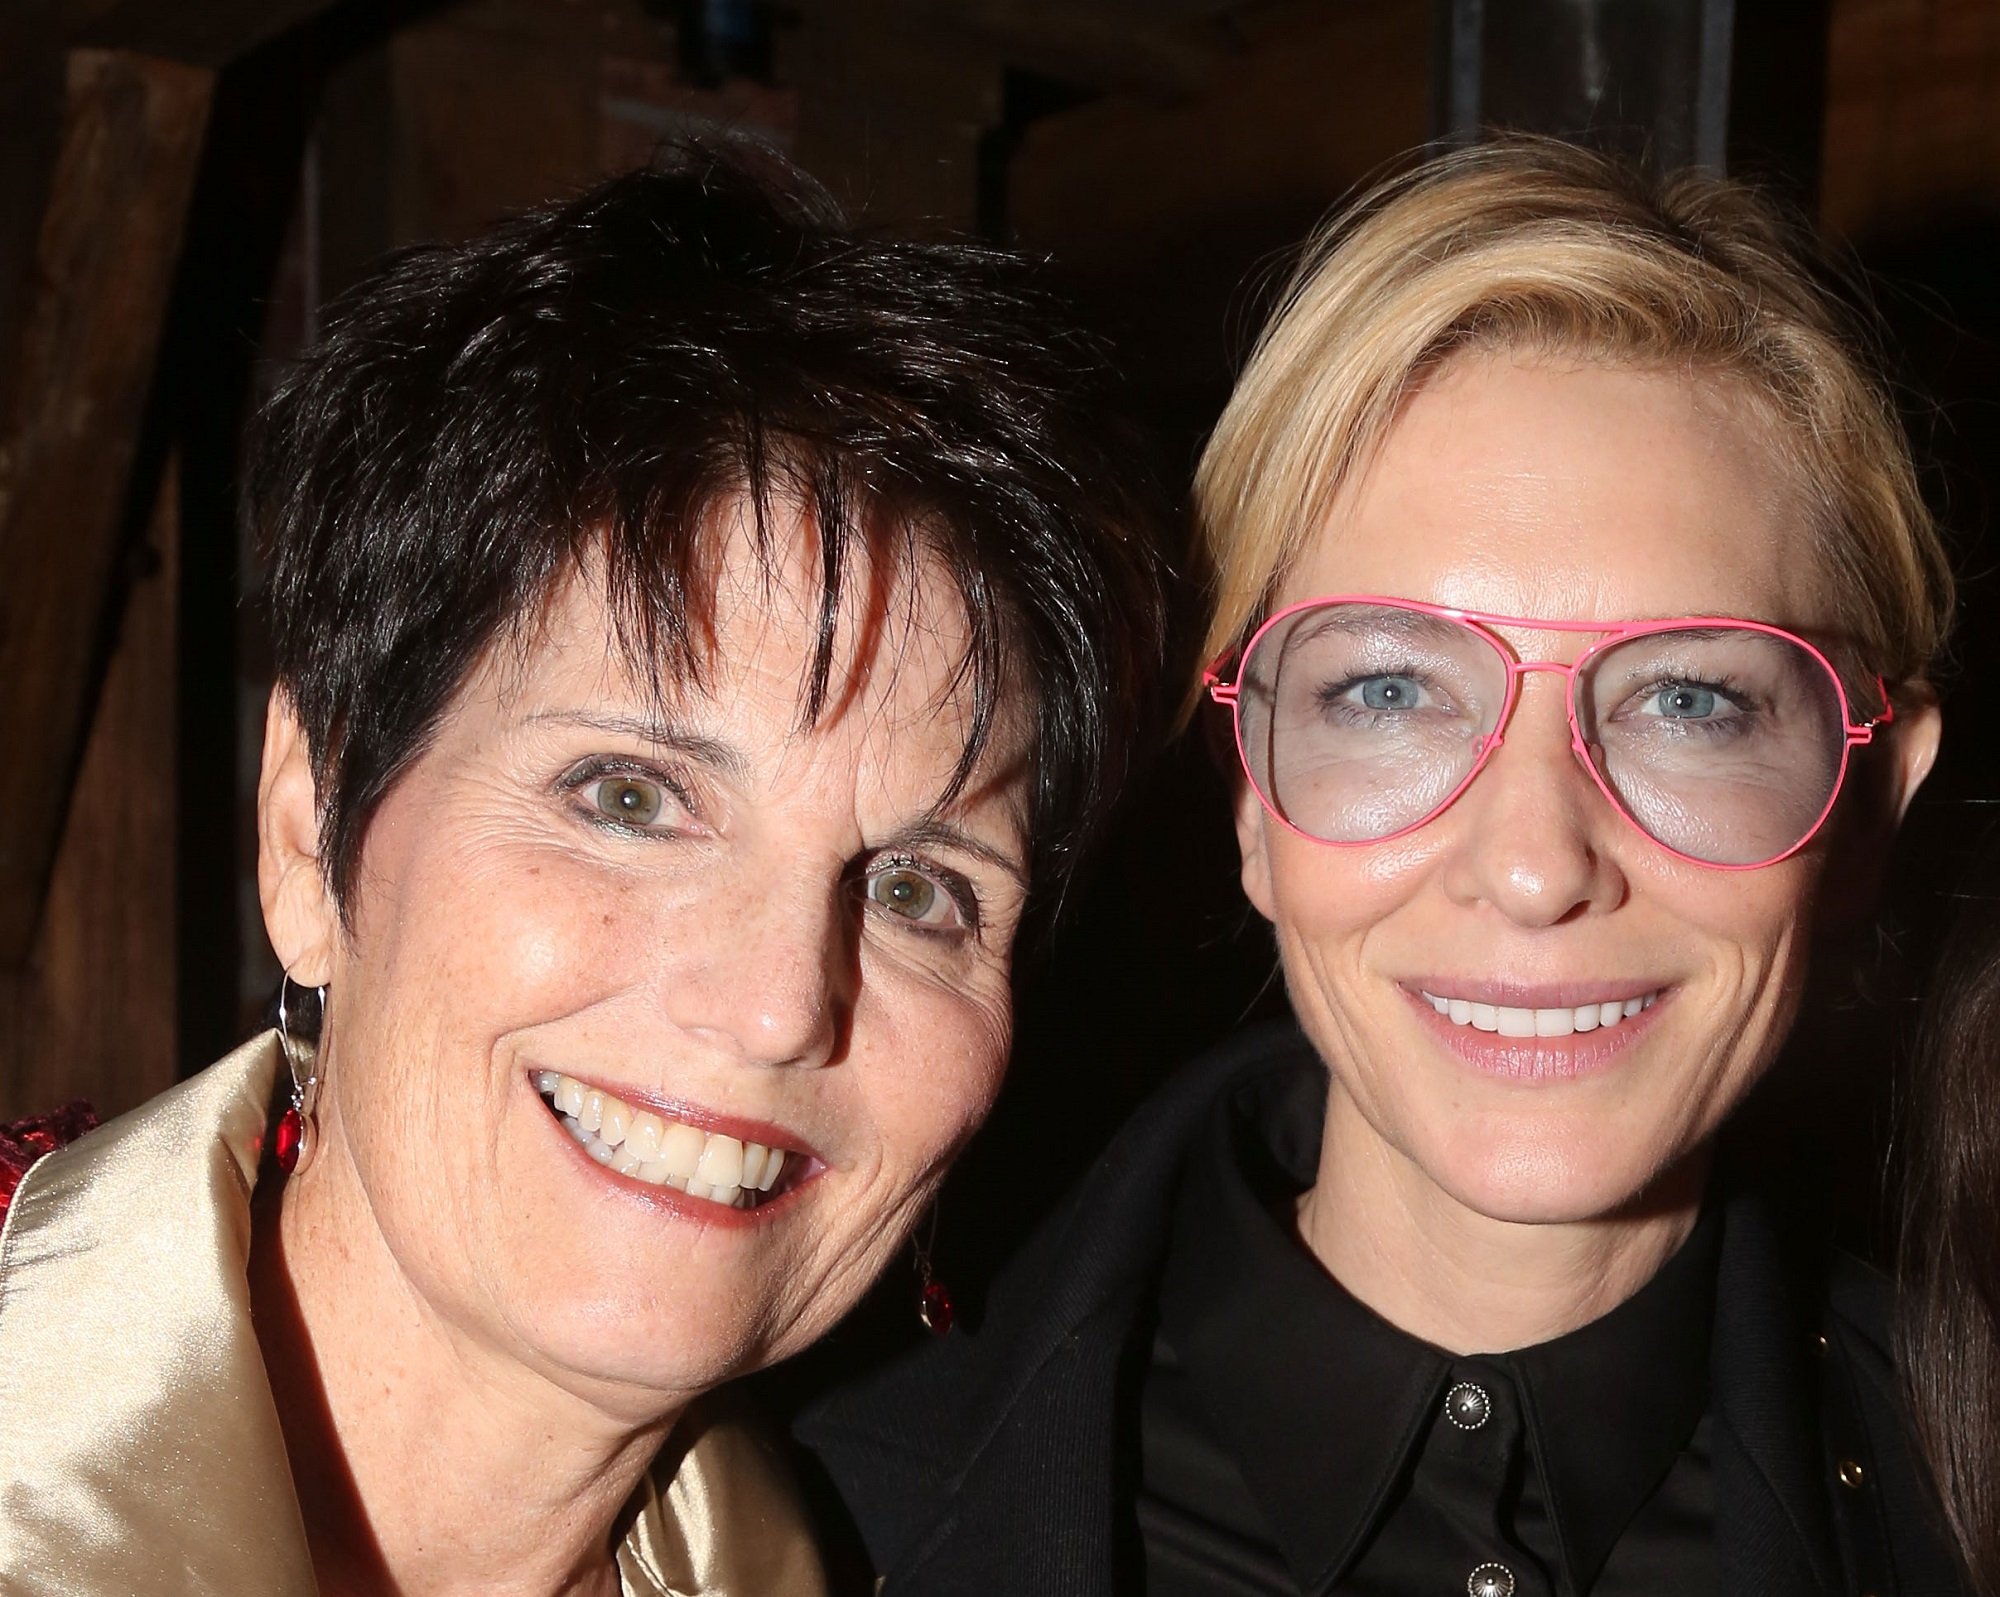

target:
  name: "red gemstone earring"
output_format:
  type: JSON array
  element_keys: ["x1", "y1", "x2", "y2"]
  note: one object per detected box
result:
[
  {"x1": 912, "y1": 1208, "x2": 954, "y2": 1337},
  {"x1": 274, "y1": 974, "x2": 325, "y2": 1175}
]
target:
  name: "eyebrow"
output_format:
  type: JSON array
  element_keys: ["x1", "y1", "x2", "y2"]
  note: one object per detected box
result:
[
  {"x1": 533, "y1": 710, "x2": 1031, "y2": 886},
  {"x1": 881, "y1": 817, "x2": 1031, "y2": 892},
  {"x1": 526, "y1": 710, "x2": 751, "y2": 780}
]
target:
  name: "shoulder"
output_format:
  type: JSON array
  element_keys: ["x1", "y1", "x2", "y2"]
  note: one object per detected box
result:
[
  {"x1": 628, "y1": 1391, "x2": 832, "y2": 1597},
  {"x1": 1817, "y1": 1253, "x2": 1967, "y2": 1596},
  {"x1": 793, "y1": 1021, "x2": 1321, "y2": 1580}
]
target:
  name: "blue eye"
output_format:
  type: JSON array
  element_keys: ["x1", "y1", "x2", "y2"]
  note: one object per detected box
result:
[
  {"x1": 1357, "y1": 675, "x2": 1424, "y2": 711},
  {"x1": 1650, "y1": 683, "x2": 1719, "y2": 719}
]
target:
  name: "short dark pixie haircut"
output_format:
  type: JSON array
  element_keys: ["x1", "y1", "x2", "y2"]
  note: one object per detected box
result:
[{"x1": 253, "y1": 141, "x2": 1165, "y2": 923}]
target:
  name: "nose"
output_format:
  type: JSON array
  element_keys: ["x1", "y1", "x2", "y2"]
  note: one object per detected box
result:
[
  {"x1": 660, "y1": 866, "x2": 856, "y2": 1070},
  {"x1": 1440, "y1": 675, "x2": 1628, "y2": 926}
]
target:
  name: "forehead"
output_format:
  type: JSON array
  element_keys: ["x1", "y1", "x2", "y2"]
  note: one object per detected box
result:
[
  {"x1": 1280, "y1": 351, "x2": 1830, "y2": 630},
  {"x1": 495, "y1": 497, "x2": 1029, "y2": 803}
]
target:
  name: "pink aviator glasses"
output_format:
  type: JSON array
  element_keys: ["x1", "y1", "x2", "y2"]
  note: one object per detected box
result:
[{"x1": 1206, "y1": 596, "x2": 1893, "y2": 871}]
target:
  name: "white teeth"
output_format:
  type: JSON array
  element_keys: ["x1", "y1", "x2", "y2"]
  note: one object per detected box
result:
[
  {"x1": 1420, "y1": 989, "x2": 1663, "y2": 1037},
  {"x1": 536, "y1": 1072, "x2": 791, "y2": 1210},
  {"x1": 695, "y1": 1134, "x2": 743, "y2": 1189},
  {"x1": 659, "y1": 1122, "x2": 705, "y2": 1182},
  {"x1": 624, "y1": 1111, "x2": 662, "y2": 1162},
  {"x1": 744, "y1": 1141, "x2": 781, "y2": 1192}
]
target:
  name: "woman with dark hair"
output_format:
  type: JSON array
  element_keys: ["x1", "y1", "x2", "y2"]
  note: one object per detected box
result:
[
  {"x1": 801, "y1": 138, "x2": 1967, "y2": 1596},
  {"x1": 1904, "y1": 863, "x2": 2000, "y2": 1597},
  {"x1": 0, "y1": 145, "x2": 1163, "y2": 1596}
]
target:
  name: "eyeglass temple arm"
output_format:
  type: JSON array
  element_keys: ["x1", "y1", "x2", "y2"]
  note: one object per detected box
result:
[
  {"x1": 1850, "y1": 676, "x2": 1896, "y2": 743},
  {"x1": 1203, "y1": 660, "x2": 1239, "y2": 706}
]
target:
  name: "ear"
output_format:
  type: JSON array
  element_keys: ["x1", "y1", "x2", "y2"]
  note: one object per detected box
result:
[
  {"x1": 1883, "y1": 683, "x2": 1942, "y2": 824},
  {"x1": 1816, "y1": 685, "x2": 1943, "y2": 936},
  {"x1": 1233, "y1": 773, "x2": 1277, "y2": 924},
  {"x1": 257, "y1": 688, "x2": 340, "y2": 986}
]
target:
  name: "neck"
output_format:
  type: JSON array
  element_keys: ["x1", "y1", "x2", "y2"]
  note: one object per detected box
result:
[
  {"x1": 248, "y1": 1138, "x2": 679, "y2": 1597},
  {"x1": 1296, "y1": 1082, "x2": 1708, "y2": 1355}
]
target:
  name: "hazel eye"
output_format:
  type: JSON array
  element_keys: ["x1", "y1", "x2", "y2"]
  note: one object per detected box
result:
[
  {"x1": 593, "y1": 777, "x2": 664, "y2": 827},
  {"x1": 865, "y1": 861, "x2": 966, "y2": 930}
]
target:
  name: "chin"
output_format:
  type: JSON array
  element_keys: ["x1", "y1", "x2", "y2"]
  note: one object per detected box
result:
[
  {"x1": 515, "y1": 1280, "x2": 786, "y2": 1405},
  {"x1": 1417, "y1": 1122, "x2": 1690, "y2": 1228}
]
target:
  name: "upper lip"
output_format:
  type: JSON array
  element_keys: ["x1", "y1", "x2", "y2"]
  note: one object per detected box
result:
[
  {"x1": 1405, "y1": 979, "x2": 1667, "y2": 1009},
  {"x1": 535, "y1": 1067, "x2": 820, "y2": 1161}
]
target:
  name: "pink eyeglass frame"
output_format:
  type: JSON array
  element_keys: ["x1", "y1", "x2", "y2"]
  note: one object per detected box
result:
[{"x1": 1204, "y1": 594, "x2": 1895, "y2": 872}]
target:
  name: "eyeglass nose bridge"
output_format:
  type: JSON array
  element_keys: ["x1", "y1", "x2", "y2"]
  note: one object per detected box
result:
[{"x1": 1481, "y1": 656, "x2": 1597, "y2": 762}]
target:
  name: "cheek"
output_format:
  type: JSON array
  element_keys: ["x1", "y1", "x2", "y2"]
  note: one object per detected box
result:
[
  {"x1": 853, "y1": 971, "x2": 1013, "y2": 1177},
  {"x1": 1643, "y1": 853, "x2": 1823, "y2": 978},
  {"x1": 1265, "y1": 830, "x2": 1438, "y2": 957},
  {"x1": 343, "y1": 797, "x2": 651, "y2": 1041}
]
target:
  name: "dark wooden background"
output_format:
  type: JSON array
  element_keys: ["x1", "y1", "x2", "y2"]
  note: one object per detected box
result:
[{"x1": 0, "y1": 0, "x2": 1994, "y2": 1288}]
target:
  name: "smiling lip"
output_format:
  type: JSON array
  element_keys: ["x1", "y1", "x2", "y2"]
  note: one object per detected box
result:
[
  {"x1": 531, "y1": 1067, "x2": 825, "y2": 1222},
  {"x1": 1402, "y1": 982, "x2": 1669, "y2": 1081}
]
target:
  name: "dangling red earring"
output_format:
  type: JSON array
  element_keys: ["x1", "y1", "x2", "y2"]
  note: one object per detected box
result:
[
  {"x1": 275, "y1": 974, "x2": 325, "y2": 1175},
  {"x1": 913, "y1": 1208, "x2": 954, "y2": 1337}
]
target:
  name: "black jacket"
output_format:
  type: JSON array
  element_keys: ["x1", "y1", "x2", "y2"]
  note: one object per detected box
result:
[{"x1": 797, "y1": 1022, "x2": 1967, "y2": 1597}]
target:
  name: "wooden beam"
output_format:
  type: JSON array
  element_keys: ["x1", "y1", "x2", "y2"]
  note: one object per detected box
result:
[
  {"x1": 0, "y1": 456, "x2": 180, "y2": 1116},
  {"x1": 0, "y1": 48, "x2": 211, "y2": 965},
  {"x1": 3, "y1": 0, "x2": 348, "y2": 69}
]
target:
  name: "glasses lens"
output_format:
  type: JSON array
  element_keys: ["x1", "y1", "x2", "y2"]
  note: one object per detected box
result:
[
  {"x1": 1578, "y1": 627, "x2": 1849, "y2": 865},
  {"x1": 1236, "y1": 603, "x2": 1507, "y2": 843}
]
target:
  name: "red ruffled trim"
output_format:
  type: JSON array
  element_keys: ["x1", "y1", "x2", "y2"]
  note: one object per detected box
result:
[{"x1": 0, "y1": 1102, "x2": 100, "y2": 1220}]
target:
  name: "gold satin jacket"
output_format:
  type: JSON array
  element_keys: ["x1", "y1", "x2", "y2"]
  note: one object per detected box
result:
[{"x1": 0, "y1": 1033, "x2": 831, "y2": 1597}]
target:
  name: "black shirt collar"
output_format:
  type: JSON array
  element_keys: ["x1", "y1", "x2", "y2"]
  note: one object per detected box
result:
[{"x1": 1155, "y1": 1054, "x2": 1717, "y2": 1596}]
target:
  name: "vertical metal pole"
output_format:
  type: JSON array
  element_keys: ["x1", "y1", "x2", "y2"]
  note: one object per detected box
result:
[{"x1": 1693, "y1": 0, "x2": 1736, "y2": 170}]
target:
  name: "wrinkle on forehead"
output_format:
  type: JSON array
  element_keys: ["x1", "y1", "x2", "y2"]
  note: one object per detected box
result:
[
  {"x1": 1291, "y1": 349, "x2": 1834, "y2": 631},
  {"x1": 484, "y1": 494, "x2": 1031, "y2": 827}
]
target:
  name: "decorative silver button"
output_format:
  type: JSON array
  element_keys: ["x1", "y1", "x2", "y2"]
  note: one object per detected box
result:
[
  {"x1": 1446, "y1": 1381, "x2": 1493, "y2": 1430},
  {"x1": 1468, "y1": 1562, "x2": 1516, "y2": 1597}
]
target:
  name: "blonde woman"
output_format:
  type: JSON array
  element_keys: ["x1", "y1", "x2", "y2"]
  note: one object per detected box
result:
[{"x1": 801, "y1": 139, "x2": 1968, "y2": 1597}]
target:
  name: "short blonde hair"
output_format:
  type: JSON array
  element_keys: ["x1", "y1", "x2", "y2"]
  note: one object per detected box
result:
[{"x1": 1190, "y1": 137, "x2": 1951, "y2": 719}]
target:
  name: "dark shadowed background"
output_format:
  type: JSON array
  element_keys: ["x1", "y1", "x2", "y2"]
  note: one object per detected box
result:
[{"x1": 0, "y1": 0, "x2": 1994, "y2": 1343}]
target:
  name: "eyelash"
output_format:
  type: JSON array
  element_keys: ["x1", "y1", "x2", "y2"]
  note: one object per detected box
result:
[
  {"x1": 557, "y1": 756, "x2": 698, "y2": 836},
  {"x1": 866, "y1": 851, "x2": 984, "y2": 936},
  {"x1": 557, "y1": 760, "x2": 987, "y2": 936}
]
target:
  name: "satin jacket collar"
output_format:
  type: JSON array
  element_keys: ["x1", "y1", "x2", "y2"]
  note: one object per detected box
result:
[{"x1": 0, "y1": 1033, "x2": 827, "y2": 1597}]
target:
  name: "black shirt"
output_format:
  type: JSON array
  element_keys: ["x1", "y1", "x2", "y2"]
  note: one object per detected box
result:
[{"x1": 1133, "y1": 1059, "x2": 1719, "y2": 1597}]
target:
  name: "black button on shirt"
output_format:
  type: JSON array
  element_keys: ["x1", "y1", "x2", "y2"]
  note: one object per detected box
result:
[{"x1": 1131, "y1": 1062, "x2": 1719, "y2": 1597}]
